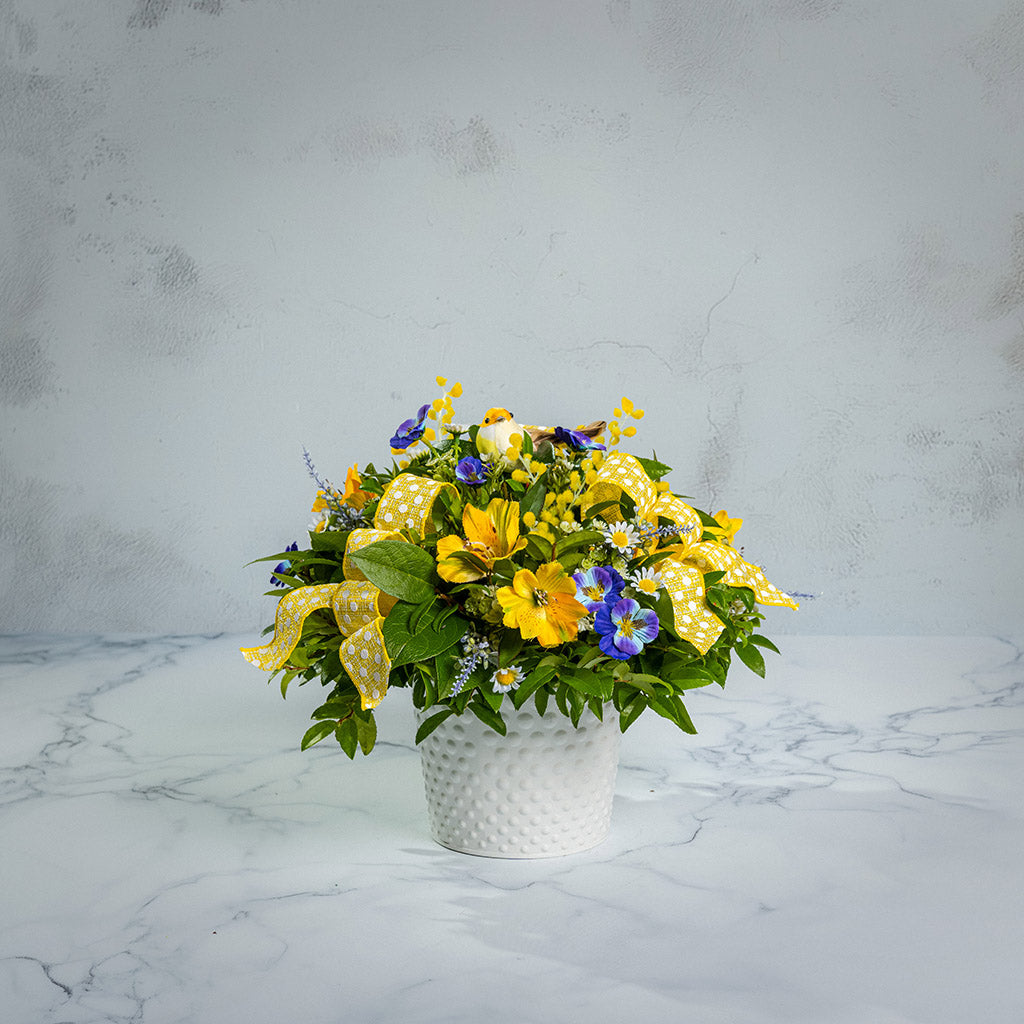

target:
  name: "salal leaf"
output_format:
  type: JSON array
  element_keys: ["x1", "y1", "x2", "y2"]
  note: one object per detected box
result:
[{"x1": 348, "y1": 540, "x2": 437, "y2": 603}]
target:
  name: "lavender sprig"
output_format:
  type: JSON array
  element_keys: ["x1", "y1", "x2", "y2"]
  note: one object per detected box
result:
[
  {"x1": 302, "y1": 446, "x2": 362, "y2": 524},
  {"x1": 450, "y1": 634, "x2": 494, "y2": 697}
]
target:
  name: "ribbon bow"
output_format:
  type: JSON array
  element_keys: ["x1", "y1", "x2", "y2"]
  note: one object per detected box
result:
[
  {"x1": 241, "y1": 474, "x2": 455, "y2": 709},
  {"x1": 586, "y1": 452, "x2": 797, "y2": 654}
]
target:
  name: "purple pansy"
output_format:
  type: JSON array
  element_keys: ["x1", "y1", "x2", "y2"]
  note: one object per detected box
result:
[
  {"x1": 390, "y1": 404, "x2": 430, "y2": 450},
  {"x1": 270, "y1": 541, "x2": 299, "y2": 587},
  {"x1": 455, "y1": 456, "x2": 489, "y2": 486},
  {"x1": 593, "y1": 597, "x2": 660, "y2": 660},
  {"x1": 572, "y1": 565, "x2": 625, "y2": 613},
  {"x1": 553, "y1": 426, "x2": 605, "y2": 451}
]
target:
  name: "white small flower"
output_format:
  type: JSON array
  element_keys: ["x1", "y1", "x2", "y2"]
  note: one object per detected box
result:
[
  {"x1": 601, "y1": 520, "x2": 639, "y2": 554},
  {"x1": 629, "y1": 567, "x2": 664, "y2": 596},
  {"x1": 491, "y1": 665, "x2": 524, "y2": 693}
]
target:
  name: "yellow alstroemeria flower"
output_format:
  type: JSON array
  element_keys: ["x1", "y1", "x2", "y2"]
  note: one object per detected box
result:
[
  {"x1": 341, "y1": 465, "x2": 372, "y2": 510},
  {"x1": 496, "y1": 562, "x2": 588, "y2": 647},
  {"x1": 436, "y1": 498, "x2": 528, "y2": 583},
  {"x1": 706, "y1": 509, "x2": 743, "y2": 545}
]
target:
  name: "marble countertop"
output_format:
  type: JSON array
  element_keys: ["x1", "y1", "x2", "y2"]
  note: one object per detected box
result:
[{"x1": 1, "y1": 633, "x2": 1022, "y2": 1024}]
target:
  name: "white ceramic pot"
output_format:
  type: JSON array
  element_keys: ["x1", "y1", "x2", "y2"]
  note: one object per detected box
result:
[{"x1": 417, "y1": 702, "x2": 621, "y2": 858}]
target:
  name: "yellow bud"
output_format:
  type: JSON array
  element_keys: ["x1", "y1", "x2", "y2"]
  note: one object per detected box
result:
[
  {"x1": 569, "y1": 471, "x2": 582, "y2": 491},
  {"x1": 450, "y1": 382, "x2": 463, "y2": 398},
  {"x1": 424, "y1": 427, "x2": 436, "y2": 441},
  {"x1": 522, "y1": 511, "x2": 537, "y2": 527},
  {"x1": 621, "y1": 396, "x2": 634, "y2": 414},
  {"x1": 399, "y1": 459, "x2": 410, "y2": 468},
  {"x1": 530, "y1": 461, "x2": 546, "y2": 475},
  {"x1": 632, "y1": 407, "x2": 645, "y2": 420},
  {"x1": 609, "y1": 421, "x2": 621, "y2": 436},
  {"x1": 614, "y1": 407, "x2": 622, "y2": 418},
  {"x1": 656, "y1": 480, "x2": 670, "y2": 492},
  {"x1": 544, "y1": 493, "x2": 556, "y2": 508},
  {"x1": 511, "y1": 469, "x2": 530, "y2": 484},
  {"x1": 431, "y1": 398, "x2": 444, "y2": 411},
  {"x1": 541, "y1": 510, "x2": 559, "y2": 525},
  {"x1": 623, "y1": 425, "x2": 636, "y2": 437},
  {"x1": 585, "y1": 469, "x2": 598, "y2": 485},
  {"x1": 435, "y1": 376, "x2": 448, "y2": 387},
  {"x1": 442, "y1": 410, "x2": 453, "y2": 423}
]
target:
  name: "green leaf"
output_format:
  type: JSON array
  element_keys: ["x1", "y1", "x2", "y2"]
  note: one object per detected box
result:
[
  {"x1": 553, "y1": 529, "x2": 604, "y2": 558},
  {"x1": 748, "y1": 634, "x2": 781, "y2": 655},
  {"x1": 666, "y1": 667, "x2": 716, "y2": 689},
  {"x1": 512, "y1": 663, "x2": 558, "y2": 708},
  {"x1": 310, "y1": 699, "x2": 352, "y2": 720},
  {"x1": 560, "y1": 666, "x2": 613, "y2": 700},
  {"x1": 300, "y1": 720, "x2": 336, "y2": 751},
  {"x1": 309, "y1": 530, "x2": 352, "y2": 553},
  {"x1": 635, "y1": 455, "x2": 673, "y2": 480},
  {"x1": 583, "y1": 499, "x2": 620, "y2": 522},
  {"x1": 354, "y1": 712, "x2": 377, "y2": 755},
  {"x1": 415, "y1": 706, "x2": 455, "y2": 744},
  {"x1": 524, "y1": 533, "x2": 553, "y2": 563},
  {"x1": 534, "y1": 688, "x2": 550, "y2": 717},
  {"x1": 703, "y1": 570, "x2": 726, "y2": 586},
  {"x1": 619, "y1": 694, "x2": 647, "y2": 731},
  {"x1": 468, "y1": 701, "x2": 507, "y2": 736},
  {"x1": 433, "y1": 652, "x2": 456, "y2": 701},
  {"x1": 623, "y1": 672, "x2": 668, "y2": 692},
  {"x1": 347, "y1": 540, "x2": 437, "y2": 603},
  {"x1": 735, "y1": 642, "x2": 766, "y2": 678},
  {"x1": 382, "y1": 602, "x2": 469, "y2": 667},
  {"x1": 650, "y1": 692, "x2": 697, "y2": 734},
  {"x1": 498, "y1": 629, "x2": 523, "y2": 664},
  {"x1": 408, "y1": 597, "x2": 438, "y2": 634},
  {"x1": 335, "y1": 717, "x2": 358, "y2": 758},
  {"x1": 521, "y1": 476, "x2": 547, "y2": 520}
]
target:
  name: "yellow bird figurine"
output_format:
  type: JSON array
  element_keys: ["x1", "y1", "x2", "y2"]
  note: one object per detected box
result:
[
  {"x1": 474, "y1": 407, "x2": 606, "y2": 463},
  {"x1": 475, "y1": 407, "x2": 526, "y2": 461}
]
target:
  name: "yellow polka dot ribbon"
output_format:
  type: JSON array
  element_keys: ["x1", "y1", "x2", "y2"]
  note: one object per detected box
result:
[
  {"x1": 586, "y1": 452, "x2": 797, "y2": 655},
  {"x1": 373, "y1": 473, "x2": 456, "y2": 535},
  {"x1": 240, "y1": 474, "x2": 453, "y2": 709}
]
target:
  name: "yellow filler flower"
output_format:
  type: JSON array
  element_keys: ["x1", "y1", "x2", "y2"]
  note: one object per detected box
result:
[
  {"x1": 496, "y1": 562, "x2": 588, "y2": 647},
  {"x1": 436, "y1": 498, "x2": 527, "y2": 583},
  {"x1": 706, "y1": 510, "x2": 743, "y2": 545}
]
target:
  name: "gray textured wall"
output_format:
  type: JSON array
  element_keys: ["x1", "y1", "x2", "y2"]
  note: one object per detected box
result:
[{"x1": 1, "y1": 1, "x2": 1022, "y2": 637}]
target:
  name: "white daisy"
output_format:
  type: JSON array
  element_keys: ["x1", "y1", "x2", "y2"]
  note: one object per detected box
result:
[
  {"x1": 629, "y1": 567, "x2": 664, "y2": 596},
  {"x1": 601, "y1": 520, "x2": 640, "y2": 554},
  {"x1": 491, "y1": 665, "x2": 524, "y2": 693}
]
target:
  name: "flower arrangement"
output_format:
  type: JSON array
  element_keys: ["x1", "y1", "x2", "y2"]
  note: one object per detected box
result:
[{"x1": 242, "y1": 378, "x2": 797, "y2": 757}]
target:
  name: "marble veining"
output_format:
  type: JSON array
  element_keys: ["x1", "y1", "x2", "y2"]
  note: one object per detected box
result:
[{"x1": 1, "y1": 633, "x2": 1022, "y2": 1023}]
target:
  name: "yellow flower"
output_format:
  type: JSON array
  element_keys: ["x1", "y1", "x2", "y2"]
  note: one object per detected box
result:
[
  {"x1": 706, "y1": 509, "x2": 743, "y2": 545},
  {"x1": 436, "y1": 498, "x2": 527, "y2": 582},
  {"x1": 496, "y1": 562, "x2": 588, "y2": 647},
  {"x1": 340, "y1": 465, "x2": 372, "y2": 510}
]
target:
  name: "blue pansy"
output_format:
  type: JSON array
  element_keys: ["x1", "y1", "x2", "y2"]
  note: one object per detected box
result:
[
  {"x1": 572, "y1": 565, "x2": 625, "y2": 613},
  {"x1": 270, "y1": 541, "x2": 299, "y2": 587},
  {"x1": 455, "y1": 456, "x2": 490, "y2": 486},
  {"x1": 554, "y1": 426, "x2": 605, "y2": 451},
  {"x1": 593, "y1": 597, "x2": 660, "y2": 660},
  {"x1": 390, "y1": 404, "x2": 430, "y2": 450}
]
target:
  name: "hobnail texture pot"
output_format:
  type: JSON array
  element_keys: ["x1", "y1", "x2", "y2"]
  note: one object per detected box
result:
[{"x1": 417, "y1": 702, "x2": 621, "y2": 858}]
